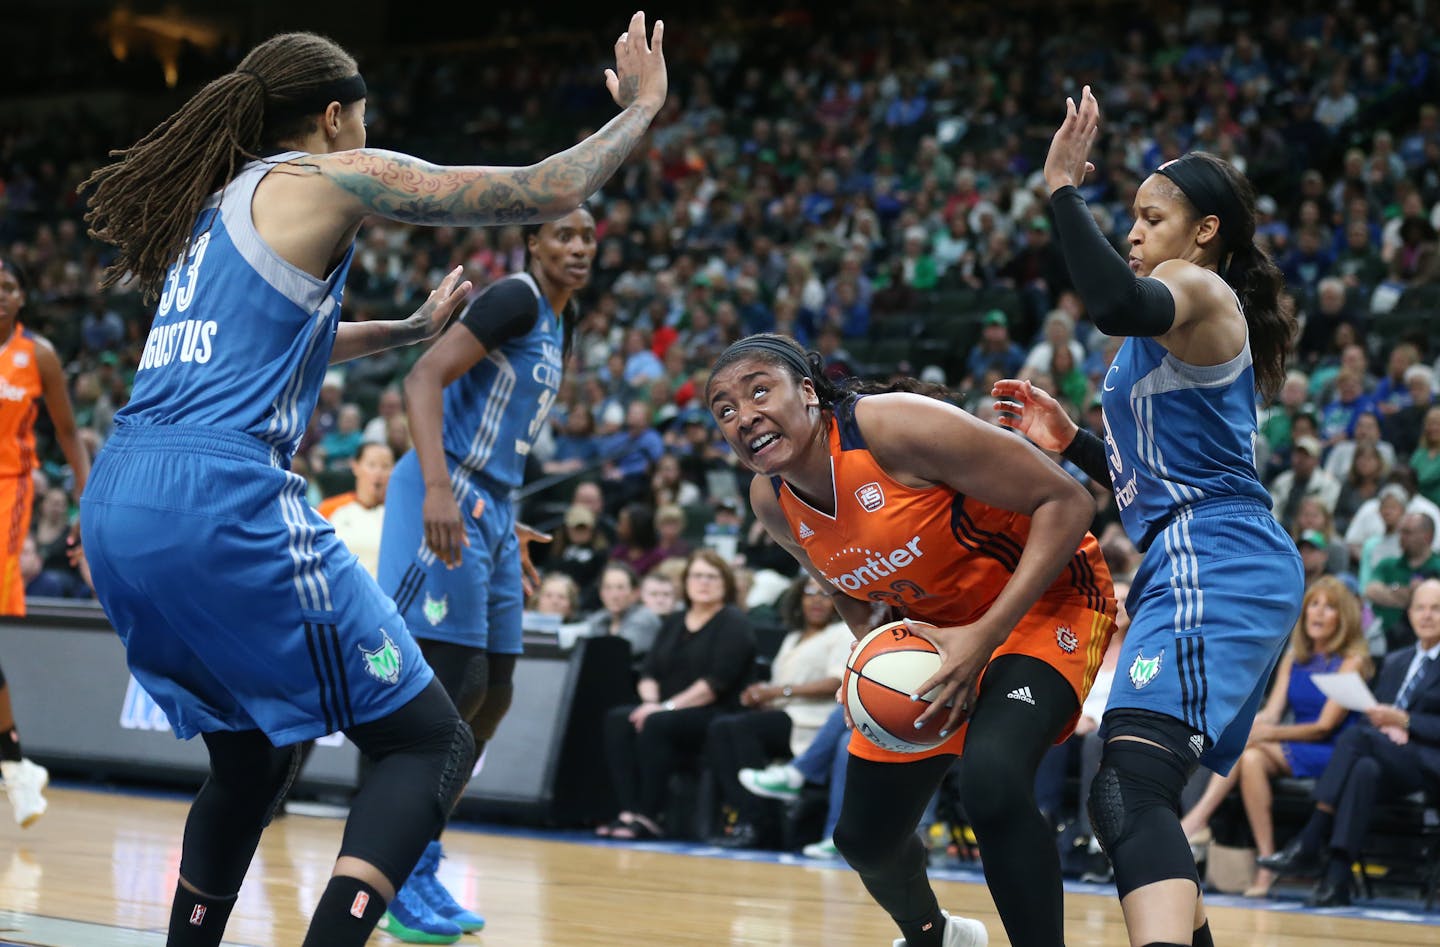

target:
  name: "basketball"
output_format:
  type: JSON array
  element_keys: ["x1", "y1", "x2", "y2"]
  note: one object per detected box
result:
[{"x1": 844, "y1": 619, "x2": 950, "y2": 754}]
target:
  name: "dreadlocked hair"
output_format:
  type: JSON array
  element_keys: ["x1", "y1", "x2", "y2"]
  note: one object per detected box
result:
[
  {"x1": 708, "y1": 332, "x2": 959, "y2": 409},
  {"x1": 80, "y1": 32, "x2": 359, "y2": 301}
]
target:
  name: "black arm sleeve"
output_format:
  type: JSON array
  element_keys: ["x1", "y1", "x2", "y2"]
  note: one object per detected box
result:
[
  {"x1": 1061, "y1": 427, "x2": 1113, "y2": 490},
  {"x1": 458, "y1": 278, "x2": 540, "y2": 352},
  {"x1": 1049, "y1": 185, "x2": 1176, "y2": 337}
]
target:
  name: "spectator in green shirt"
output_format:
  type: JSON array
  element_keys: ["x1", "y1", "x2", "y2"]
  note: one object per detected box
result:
[{"x1": 1365, "y1": 512, "x2": 1440, "y2": 652}]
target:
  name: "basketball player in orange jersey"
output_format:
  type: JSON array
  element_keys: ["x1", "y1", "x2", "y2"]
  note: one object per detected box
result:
[
  {"x1": 708, "y1": 334, "x2": 1116, "y2": 947},
  {"x1": 0, "y1": 258, "x2": 89, "y2": 828}
]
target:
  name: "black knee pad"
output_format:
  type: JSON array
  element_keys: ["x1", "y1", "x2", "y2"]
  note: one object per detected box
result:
[
  {"x1": 1088, "y1": 738, "x2": 1198, "y2": 898},
  {"x1": 470, "y1": 683, "x2": 513, "y2": 744},
  {"x1": 202, "y1": 731, "x2": 302, "y2": 828}
]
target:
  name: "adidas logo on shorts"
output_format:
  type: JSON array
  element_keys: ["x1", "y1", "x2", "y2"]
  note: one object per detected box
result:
[{"x1": 1006, "y1": 686, "x2": 1036, "y2": 705}]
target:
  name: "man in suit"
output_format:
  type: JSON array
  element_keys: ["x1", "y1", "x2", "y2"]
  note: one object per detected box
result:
[{"x1": 1260, "y1": 578, "x2": 1440, "y2": 905}]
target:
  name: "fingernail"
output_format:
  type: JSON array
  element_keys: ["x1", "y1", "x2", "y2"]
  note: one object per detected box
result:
[
  {"x1": 939, "y1": 729, "x2": 950, "y2": 738},
  {"x1": 913, "y1": 720, "x2": 924, "y2": 729},
  {"x1": 909, "y1": 693, "x2": 919, "y2": 701}
]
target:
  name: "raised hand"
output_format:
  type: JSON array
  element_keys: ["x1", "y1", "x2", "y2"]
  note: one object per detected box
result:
[
  {"x1": 1043, "y1": 84, "x2": 1101, "y2": 193},
  {"x1": 405, "y1": 266, "x2": 471, "y2": 344},
  {"x1": 991, "y1": 377, "x2": 1080, "y2": 452},
  {"x1": 605, "y1": 12, "x2": 667, "y2": 113}
]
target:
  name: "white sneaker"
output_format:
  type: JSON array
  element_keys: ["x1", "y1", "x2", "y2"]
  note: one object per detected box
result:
[
  {"x1": 738, "y1": 763, "x2": 804, "y2": 801},
  {"x1": 891, "y1": 910, "x2": 988, "y2": 947},
  {"x1": 1, "y1": 758, "x2": 49, "y2": 828},
  {"x1": 802, "y1": 837, "x2": 839, "y2": 859}
]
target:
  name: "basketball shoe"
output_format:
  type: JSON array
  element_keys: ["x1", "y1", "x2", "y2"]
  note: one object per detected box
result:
[
  {"x1": 802, "y1": 837, "x2": 839, "y2": 859},
  {"x1": 890, "y1": 910, "x2": 988, "y2": 947},
  {"x1": 1, "y1": 758, "x2": 48, "y2": 828},
  {"x1": 409, "y1": 841, "x2": 485, "y2": 932},
  {"x1": 378, "y1": 878, "x2": 461, "y2": 945},
  {"x1": 738, "y1": 763, "x2": 804, "y2": 801}
]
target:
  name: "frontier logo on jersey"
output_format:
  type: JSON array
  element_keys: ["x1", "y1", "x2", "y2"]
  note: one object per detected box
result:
[
  {"x1": 818, "y1": 537, "x2": 925, "y2": 592},
  {"x1": 854, "y1": 482, "x2": 886, "y2": 512},
  {"x1": 361, "y1": 631, "x2": 403, "y2": 685}
]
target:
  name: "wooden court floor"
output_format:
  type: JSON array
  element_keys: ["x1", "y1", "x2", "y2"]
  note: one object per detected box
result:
[{"x1": 0, "y1": 787, "x2": 1434, "y2": 946}]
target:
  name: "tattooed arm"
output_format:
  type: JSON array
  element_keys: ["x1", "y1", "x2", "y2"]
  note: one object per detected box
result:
[
  {"x1": 330, "y1": 267, "x2": 471, "y2": 364},
  {"x1": 315, "y1": 13, "x2": 666, "y2": 228}
]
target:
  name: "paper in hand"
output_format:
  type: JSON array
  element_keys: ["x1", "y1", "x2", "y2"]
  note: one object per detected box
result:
[{"x1": 1311, "y1": 671, "x2": 1378, "y2": 712}]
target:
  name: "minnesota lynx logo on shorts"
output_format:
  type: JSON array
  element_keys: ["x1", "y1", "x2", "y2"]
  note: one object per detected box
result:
[
  {"x1": 423, "y1": 591, "x2": 449, "y2": 626},
  {"x1": 855, "y1": 482, "x2": 885, "y2": 512},
  {"x1": 360, "y1": 631, "x2": 403, "y2": 684},
  {"x1": 1129, "y1": 649, "x2": 1164, "y2": 689}
]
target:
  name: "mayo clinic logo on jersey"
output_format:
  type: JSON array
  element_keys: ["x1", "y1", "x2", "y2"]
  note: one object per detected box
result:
[
  {"x1": 855, "y1": 482, "x2": 885, "y2": 512},
  {"x1": 360, "y1": 630, "x2": 403, "y2": 685},
  {"x1": 1129, "y1": 648, "x2": 1164, "y2": 689},
  {"x1": 1055, "y1": 625, "x2": 1078, "y2": 654},
  {"x1": 818, "y1": 537, "x2": 924, "y2": 592}
]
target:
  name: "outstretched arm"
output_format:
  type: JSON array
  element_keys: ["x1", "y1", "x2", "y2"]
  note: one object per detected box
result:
[
  {"x1": 330, "y1": 267, "x2": 470, "y2": 363},
  {"x1": 318, "y1": 14, "x2": 666, "y2": 228}
]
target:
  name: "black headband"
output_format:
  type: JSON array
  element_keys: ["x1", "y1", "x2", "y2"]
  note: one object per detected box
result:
[
  {"x1": 725, "y1": 335, "x2": 814, "y2": 383},
  {"x1": 239, "y1": 71, "x2": 367, "y2": 125},
  {"x1": 1156, "y1": 155, "x2": 1251, "y2": 254}
]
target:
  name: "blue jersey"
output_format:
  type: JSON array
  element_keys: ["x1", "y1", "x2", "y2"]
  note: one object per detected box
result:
[
  {"x1": 115, "y1": 151, "x2": 350, "y2": 461},
  {"x1": 442, "y1": 273, "x2": 563, "y2": 488},
  {"x1": 1099, "y1": 333, "x2": 1271, "y2": 549}
]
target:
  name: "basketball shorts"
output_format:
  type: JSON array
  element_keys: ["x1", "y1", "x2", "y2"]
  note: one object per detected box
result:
[
  {"x1": 80, "y1": 426, "x2": 434, "y2": 744},
  {"x1": 1106, "y1": 498, "x2": 1303, "y2": 775},
  {"x1": 0, "y1": 470, "x2": 34, "y2": 616},
  {"x1": 848, "y1": 600, "x2": 1116, "y2": 763},
  {"x1": 376, "y1": 450, "x2": 524, "y2": 654}
]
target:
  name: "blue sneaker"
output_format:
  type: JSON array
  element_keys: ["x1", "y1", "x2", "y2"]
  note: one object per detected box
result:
[
  {"x1": 411, "y1": 841, "x2": 486, "y2": 933},
  {"x1": 378, "y1": 874, "x2": 462, "y2": 944}
]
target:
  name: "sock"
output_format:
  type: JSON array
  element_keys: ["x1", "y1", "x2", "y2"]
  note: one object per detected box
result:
[
  {"x1": 1323, "y1": 854, "x2": 1352, "y2": 888},
  {"x1": 1297, "y1": 810, "x2": 1334, "y2": 853},
  {"x1": 166, "y1": 882, "x2": 237, "y2": 947},
  {"x1": 897, "y1": 909, "x2": 946, "y2": 947},
  {"x1": 1192, "y1": 919, "x2": 1214, "y2": 947},
  {"x1": 1, "y1": 728, "x2": 20, "y2": 764},
  {"x1": 301, "y1": 877, "x2": 387, "y2": 947}
]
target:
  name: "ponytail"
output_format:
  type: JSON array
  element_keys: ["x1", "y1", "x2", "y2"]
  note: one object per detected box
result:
[
  {"x1": 81, "y1": 32, "x2": 360, "y2": 301},
  {"x1": 1225, "y1": 241, "x2": 1295, "y2": 403}
]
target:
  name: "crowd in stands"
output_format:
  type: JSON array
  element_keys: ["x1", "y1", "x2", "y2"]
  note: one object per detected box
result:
[{"x1": 4, "y1": 0, "x2": 1439, "y2": 895}]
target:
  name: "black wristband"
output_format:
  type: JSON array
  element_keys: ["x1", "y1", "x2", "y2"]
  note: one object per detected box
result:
[{"x1": 1061, "y1": 427, "x2": 1113, "y2": 489}]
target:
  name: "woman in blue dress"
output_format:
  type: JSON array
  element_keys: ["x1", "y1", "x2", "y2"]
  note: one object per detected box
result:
[{"x1": 1178, "y1": 576, "x2": 1371, "y2": 895}]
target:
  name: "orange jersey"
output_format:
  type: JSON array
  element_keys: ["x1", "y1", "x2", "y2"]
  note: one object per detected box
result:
[
  {"x1": 0, "y1": 326, "x2": 42, "y2": 481},
  {"x1": 776, "y1": 397, "x2": 1115, "y2": 627}
]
